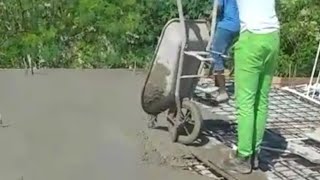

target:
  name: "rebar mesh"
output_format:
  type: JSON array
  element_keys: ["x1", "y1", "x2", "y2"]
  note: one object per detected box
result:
[{"x1": 194, "y1": 81, "x2": 320, "y2": 180}]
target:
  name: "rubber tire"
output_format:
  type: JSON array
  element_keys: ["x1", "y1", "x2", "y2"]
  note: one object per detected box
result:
[
  {"x1": 177, "y1": 100, "x2": 203, "y2": 145},
  {"x1": 167, "y1": 100, "x2": 203, "y2": 145}
]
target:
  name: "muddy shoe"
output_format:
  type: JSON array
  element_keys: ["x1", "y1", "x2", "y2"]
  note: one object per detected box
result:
[
  {"x1": 222, "y1": 151, "x2": 252, "y2": 174},
  {"x1": 214, "y1": 92, "x2": 229, "y2": 103}
]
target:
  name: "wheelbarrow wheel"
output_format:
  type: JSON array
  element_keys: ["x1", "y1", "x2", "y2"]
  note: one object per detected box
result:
[{"x1": 167, "y1": 100, "x2": 203, "y2": 145}]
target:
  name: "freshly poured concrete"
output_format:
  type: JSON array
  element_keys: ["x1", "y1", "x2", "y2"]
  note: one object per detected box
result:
[{"x1": 0, "y1": 69, "x2": 209, "y2": 180}]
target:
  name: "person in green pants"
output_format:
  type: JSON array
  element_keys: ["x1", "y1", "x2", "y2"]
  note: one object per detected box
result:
[{"x1": 222, "y1": 0, "x2": 280, "y2": 174}]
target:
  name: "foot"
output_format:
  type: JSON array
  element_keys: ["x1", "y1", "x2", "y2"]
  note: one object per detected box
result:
[
  {"x1": 222, "y1": 150, "x2": 252, "y2": 174},
  {"x1": 214, "y1": 91, "x2": 229, "y2": 102}
]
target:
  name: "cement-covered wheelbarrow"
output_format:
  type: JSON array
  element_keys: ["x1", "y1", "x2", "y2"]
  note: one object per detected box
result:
[{"x1": 141, "y1": 0, "x2": 215, "y2": 145}]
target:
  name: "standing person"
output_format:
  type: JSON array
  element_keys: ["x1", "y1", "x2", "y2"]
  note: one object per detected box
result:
[
  {"x1": 222, "y1": 0, "x2": 280, "y2": 174},
  {"x1": 210, "y1": 0, "x2": 240, "y2": 102}
]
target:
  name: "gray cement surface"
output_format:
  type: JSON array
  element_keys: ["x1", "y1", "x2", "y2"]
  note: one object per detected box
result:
[{"x1": 0, "y1": 69, "x2": 209, "y2": 180}]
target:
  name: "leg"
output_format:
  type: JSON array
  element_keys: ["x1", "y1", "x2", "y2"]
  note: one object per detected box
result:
[
  {"x1": 211, "y1": 28, "x2": 237, "y2": 102},
  {"x1": 235, "y1": 32, "x2": 263, "y2": 158},
  {"x1": 211, "y1": 27, "x2": 227, "y2": 77},
  {"x1": 254, "y1": 32, "x2": 280, "y2": 153},
  {"x1": 222, "y1": 31, "x2": 264, "y2": 174}
]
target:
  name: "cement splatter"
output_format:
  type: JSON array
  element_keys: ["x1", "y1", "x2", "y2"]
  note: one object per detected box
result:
[{"x1": 142, "y1": 62, "x2": 172, "y2": 115}]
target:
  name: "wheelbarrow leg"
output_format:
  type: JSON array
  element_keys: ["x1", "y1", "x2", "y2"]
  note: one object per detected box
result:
[
  {"x1": 147, "y1": 115, "x2": 157, "y2": 129},
  {"x1": 0, "y1": 114, "x2": 10, "y2": 128}
]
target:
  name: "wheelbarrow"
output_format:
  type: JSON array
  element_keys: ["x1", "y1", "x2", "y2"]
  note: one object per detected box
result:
[{"x1": 141, "y1": 0, "x2": 218, "y2": 145}]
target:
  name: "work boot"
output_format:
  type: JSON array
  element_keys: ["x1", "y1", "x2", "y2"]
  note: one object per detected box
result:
[
  {"x1": 222, "y1": 150, "x2": 252, "y2": 174},
  {"x1": 215, "y1": 91, "x2": 229, "y2": 102},
  {"x1": 214, "y1": 74, "x2": 229, "y2": 102}
]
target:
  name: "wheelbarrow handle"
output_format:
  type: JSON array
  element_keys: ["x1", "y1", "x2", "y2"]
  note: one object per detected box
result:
[
  {"x1": 175, "y1": 0, "x2": 187, "y2": 115},
  {"x1": 206, "y1": 0, "x2": 219, "y2": 51},
  {"x1": 176, "y1": 0, "x2": 186, "y2": 40}
]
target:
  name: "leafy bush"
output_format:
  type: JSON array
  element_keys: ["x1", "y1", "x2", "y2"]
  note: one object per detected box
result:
[
  {"x1": 1, "y1": 0, "x2": 148, "y2": 68},
  {"x1": 0, "y1": 0, "x2": 319, "y2": 77},
  {"x1": 276, "y1": 0, "x2": 320, "y2": 77}
]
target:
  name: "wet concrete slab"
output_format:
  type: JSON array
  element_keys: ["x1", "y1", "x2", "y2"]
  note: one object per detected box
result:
[{"x1": 0, "y1": 69, "x2": 210, "y2": 180}]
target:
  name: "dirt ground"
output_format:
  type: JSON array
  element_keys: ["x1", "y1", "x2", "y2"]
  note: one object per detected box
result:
[{"x1": 0, "y1": 69, "x2": 210, "y2": 180}]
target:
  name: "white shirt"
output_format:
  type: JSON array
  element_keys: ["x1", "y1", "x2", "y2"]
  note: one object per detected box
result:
[{"x1": 236, "y1": 0, "x2": 280, "y2": 33}]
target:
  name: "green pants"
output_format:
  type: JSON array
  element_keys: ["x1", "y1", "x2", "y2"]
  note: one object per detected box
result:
[{"x1": 234, "y1": 31, "x2": 280, "y2": 157}]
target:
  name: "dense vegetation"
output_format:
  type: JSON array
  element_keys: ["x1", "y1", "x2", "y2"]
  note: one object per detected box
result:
[{"x1": 0, "y1": 0, "x2": 319, "y2": 76}]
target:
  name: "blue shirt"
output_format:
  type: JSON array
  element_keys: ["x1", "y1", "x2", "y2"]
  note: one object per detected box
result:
[{"x1": 215, "y1": 0, "x2": 240, "y2": 32}]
